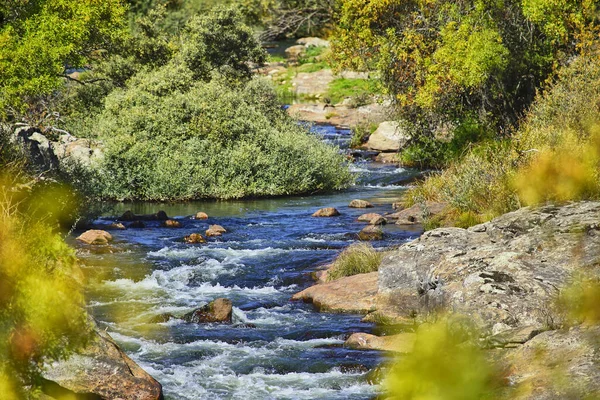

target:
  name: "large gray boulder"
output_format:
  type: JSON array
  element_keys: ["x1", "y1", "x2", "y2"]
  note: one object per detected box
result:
[
  {"x1": 378, "y1": 202, "x2": 600, "y2": 330},
  {"x1": 366, "y1": 121, "x2": 409, "y2": 152}
]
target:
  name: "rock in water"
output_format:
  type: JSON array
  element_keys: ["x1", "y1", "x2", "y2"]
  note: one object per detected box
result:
[
  {"x1": 365, "y1": 121, "x2": 410, "y2": 152},
  {"x1": 76, "y1": 230, "x2": 113, "y2": 245},
  {"x1": 109, "y1": 222, "x2": 126, "y2": 230},
  {"x1": 129, "y1": 221, "x2": 146, "y2": 229},
  {"x1": 369, "y1": 216, "x2": 387, "y2": 226},
  {"x1": 119, "y1": 210, "x2": 169, "y2": 221},
  {"x1": 312, "y1": 208, "x2": 340, "y2": 217},
  {"x1": 357, "y1": 213, "x2": 382, "y2": 222},
  {"x1": 195, "y1": 212, "x2": 209, "y2": 220},
  {"x1": 358, "y1": 226, "x2": 383, "y2": 241},
  {"x1": 349, "y1": 199, "x2": 374, "y2": 208},
  {"x1": 388, "y1": 201, "x2": 448, "y2": 225},
  {"x1": 42, "y1": 324, "x2": 163, "y2": 400},
  {"x1": 344, "y1": 332, "x2": 416, "y2": 353},
  {"x1": 183, "y1": 298, "x2": 233, "y2": 323},
  {"x1": 206, "y1": 225, "x2": 226, "y2": 237},
  {"x1": 184, "y1": 233, "x2": 206, "y2": 244},
  {"x1": 162, "y1": 220, "x2": 182, "y2": 228}
]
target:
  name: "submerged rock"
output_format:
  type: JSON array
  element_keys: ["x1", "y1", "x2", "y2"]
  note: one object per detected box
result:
[
  {"x1": 42, "y1": 323, "x2": 163, "y2": 400},
  {"x1": 129, "y1": 221, "x2": 146, "y2": 229},
  {"x1": 206, "y1": 224, "x2": 226, "y2": 237},
  {"x1": 349, "y1": 199, "x2": 374, "y2": 208},
  {"x1": 76, "y1": 230, "x2": 113, "y2": 245},
  {"x1": 183, "y1": 298, "x2": 233, "y2": 323},
  {"x1": 312, "y1": 207, "x2": 340, "y2": 217}
]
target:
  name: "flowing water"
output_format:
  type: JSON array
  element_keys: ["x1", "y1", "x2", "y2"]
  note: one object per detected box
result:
[{"x1": 76, "y1": 124, "x2": 423, "y2": 400}]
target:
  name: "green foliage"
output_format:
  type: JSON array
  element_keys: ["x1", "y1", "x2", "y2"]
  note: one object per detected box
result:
[
  {"x1": 0, "y1": 170, "x2": 90, "y2": 396},
  {"x1": 325, "y1": 78, "x2": 380, "y2": 105},
  {"x1": 327, "y1": 243, "x2": 383, "y2": 281},
  {"x1": 0, "y1": 0, "x2": 127, "y2": 118},
  {"x1": 331, "y1": 0, "x2": 598, "y2": 138},
  {"x1": 350, "y1": 123, "x2": 378, "y2": 148}
]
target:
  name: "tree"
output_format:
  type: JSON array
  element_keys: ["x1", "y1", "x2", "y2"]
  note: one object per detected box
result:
[{"x1": 0, "y1": 0, "x2": 127, "y2": 119}]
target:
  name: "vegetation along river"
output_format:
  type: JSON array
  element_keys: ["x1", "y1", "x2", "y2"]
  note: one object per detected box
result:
[{"x1": 74, "y1": 124, "x2": 423, "y2": 399}]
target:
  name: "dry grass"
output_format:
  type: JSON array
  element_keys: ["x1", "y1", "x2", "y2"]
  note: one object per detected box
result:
[{"x1": 327, "y1": 243, "x2": 384, "y2": 281}]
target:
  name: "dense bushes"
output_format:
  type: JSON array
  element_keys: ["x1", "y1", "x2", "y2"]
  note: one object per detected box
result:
[{"x1": 405, "y1": 55, "x2": 600, "y2": 226}]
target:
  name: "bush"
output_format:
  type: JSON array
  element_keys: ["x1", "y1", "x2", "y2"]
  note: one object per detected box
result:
[
  {"x1": 327, "y1": 243, "x2": 383, "y2": 281},
  {"x1": 83, "y1": 73, "x2": 353, "y2": 201}
]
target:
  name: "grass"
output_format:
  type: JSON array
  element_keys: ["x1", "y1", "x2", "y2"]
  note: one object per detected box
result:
[
  {"x1": 327, "y1": 243, "x2": 384, "y2": 281},
  {"x1": 350, "y1": 122, "x2": 379, "y2": 148},
  {"x1": 325, "y1": 78, "x2": 381, "y2": 105}
]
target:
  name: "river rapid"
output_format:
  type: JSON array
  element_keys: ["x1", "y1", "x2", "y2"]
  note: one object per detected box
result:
[{"x1": 76, "y1": 124, "x2": 423, "y2": 399}]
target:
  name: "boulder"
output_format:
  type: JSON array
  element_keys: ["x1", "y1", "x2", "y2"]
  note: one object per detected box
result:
[
  {"x1": 388, "y1": 201, "x2": 448, "y2": 225},
  {"x1": 182, "y1": 298, "x2": 233, "y2": 324},
  {"x1": 42, "y1": 324, "x2": 163, "y2": 400},
  {"x1": 194, "y1": 212, "x2": 209, "y2": 220},
  {"x1": 285, "y1": 44, "x2": 306, "y2": 61},
  {"x1": 108, "y1": 222, "x2": 126, "y2": 230},
  {"x1": 366, "y1": 121, "x2": 409, "y2": 152},
  {"x1": 184, "y1": 233, "x2": 206, "y2": 244},
  {"x1": 291, "y1": 272, "x2": 378, "y2": 314},
  {"x1": 76, "y1": 230, "x2": 113, "y2": 245},
  {"x1": 357, "y1": 213, "x2": 382, "y2": 222},
  {"x1": 119, "y1": 210, "x2": 168, "y2": 222},
  {"x1": 358, "y1": 226, "x2": 383, "y2": 241},
  {"x1": 369, "y1": 216, "x2": 387, "y2": 226},
  {"x1": 297, "y1": 37, "x2": 330, "y2": 47},
  {"x1": 375, "y1": 152, "x2": 400, "y2": 164},
  {"x1": 206, "y1": 225, "x2": 226, "y2": 237},
  {"x1": 378, "y1": 202, "x2": 600, "y2": 330},
  {"x1": 312, "y1": 207, "x2": 340, "y2": 217},
  {"x1": 349, "y1": 199, "x2": 374, "y2": 208},
  {"x1": 344, "y1": 332, "x2": 416, "y2": 353},
  {"x1": 162, "y1": 219, "x2": 182, "y2": 228}
]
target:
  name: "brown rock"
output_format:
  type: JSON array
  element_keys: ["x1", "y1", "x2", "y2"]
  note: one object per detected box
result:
[
  {"x1": 108, "y1": 222, "x2": 126, "y2": 230},
  {"x1": 388, "y1": 201, "x2": 448, "y2": 225},
  {"x1": 291, "y1": 272, "x2": 378, "y2": 314},
  {"x1": 162, "y1": 220, "x2": 182, "y2": 228},
  {"x1": 119, "y1": 210, "x2": 168, "y2": 221},
  {"x1": 345, "y1": 332, "x2": 416, "y2": 353},
  {"x1": 206, "y1": 225, "x2": 226, "y2": 237},
  {"x1": 195, "y1": 212, "x2": 209, "y2": 220},
  {"x1": 183, "y1": 298, "x2": 233, "y2": 323},
  {"x1": 42, "y1": 324, "x2": 163, "y2": 400},
  {"x1": 369, "y1": 216, "x2": 387, "y2": 225},
  {"x1": 184, "y1": 233, "x2": 206, "y2": 244},
  {"x1": 76, "y1": 230, "x2": 113, "y2": 245},
  {"x1": 358, "y1": 213, "x2": 382, "y2": 222},
  {"x1": 366, "y1": 121, "x2": 410, "y2": 152},
  {"x1": 349, "y1": 199, "x2": 374, "y2": 208},
  {"x1": 358, "y1": 226, "x2": 383, "y2": 241},
  {"x1": 312, "y1": 207, "x2": 340, "y2": 217}
]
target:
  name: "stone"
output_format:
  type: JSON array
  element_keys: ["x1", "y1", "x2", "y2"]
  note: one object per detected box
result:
[
  {"x1": 291, "y1": 272, "x2": 378, "y2": 314},
  {"x1": 129, "y1": 221, "x2": 146, "y2": 229},
  {"x1": 42, "y1": 323, "x2": 163, "y2": 400},
  {"x1": 76, "y1": 230, "x2": 113, "y2": 245},
  {"x1": 119, "y1": 210, "x2": 169, "y2": 222},
  {"x1": 206, "y1": 225, "x2": 226, "y2": 237},
  {"x1": 284, "y1": 44, "x2": 306, "y2": 61},
  {"x1": 184, "y1": 233, "x2": 206, "y2": 244},
  {"x1": 366, "y1": 121, "x2": 410, "y2": 152},
  {"x1": 377, "y1": 201, "x2": 600, "y2": 330},
  {"x1": 344, "y1": 332, "x2": 416, "y2": 353},
  {"x1": 349, "y1": 199, "x2": 374, "y2": 208},
  {"x1": 108, "y1": 222, "x2": 126, "y2": 230},
  {"x1": 182, "y1": 298, "x2": 233, "y2": 323},
  {"x1": 195, "y1": 212, "x2": 209, "y2": 220},
  {"x1": 296, "y1": 37, "x2": 330, "y2": 47},
  {"x1": 162, "y1": 219, "x2": 182, "y2": 228},
  {"x1": 357, "y1": 213, "x2": 382, "y2": 222},
  {"x1": 369, "y1": 216, "x2": 387, "y2": 226},
  {"x1": 358, "y1": 226, "x2": 383, "y2": 241},
  {"x1": 388, "y1": 201, "x2": 448, "y2": 225},
  {"x1": 287, "y1": 102, "x2": 389, "y2": 130},
  {"x1": 375, "y1": 152, "x2": 400, "y2": 164},
  {"x1": 312, "y1": 207, "x2": 340, "y2": 217}
]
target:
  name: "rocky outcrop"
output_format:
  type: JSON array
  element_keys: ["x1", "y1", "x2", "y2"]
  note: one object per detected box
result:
[
  {"x1": 182, "y1": 298, "x2": 233, "y2": 323},
  {"x1": 291, "y1": 272, "x2": 378, "y2": 314},
  {"x1": 312, "y1": 207, "x2": 340, "y2": 217},
  {"x1": 344, "y1": 332, "x2": 416, "y2": 353},
  {"x1": 378, "y1": 202, "x2": 600, "y2": 330},
  {"x1": 388, "y1": 201, "x2": 448, "y2": 225},
  {"x1": 42, "y1": 324, "x2": 163, "y2": 400},
  {"x1": 366, "y1": 121, "x2": 409, "y2": 152},
  {"x1": 349, "y1": 199, "x2": 374, "y2": 208},
  {"x1": 76, "y1": 230, "x2": 113, "y2": 245}
]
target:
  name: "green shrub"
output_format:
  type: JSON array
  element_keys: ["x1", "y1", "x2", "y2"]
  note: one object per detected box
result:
[
  {"x1": 350, "y1": 123, "x2": 378, "y2": 148},
  {"x1": 327, "y1": 243, "x2": 383, "y2": 281},
  {"x1": 325, "y1": 78, "x2": 381, "y2": 105}
]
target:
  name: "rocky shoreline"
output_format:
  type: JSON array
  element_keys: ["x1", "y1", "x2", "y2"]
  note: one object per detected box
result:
[{"x1": 293, "y1": 201, "x2": 600, "y2": 398}]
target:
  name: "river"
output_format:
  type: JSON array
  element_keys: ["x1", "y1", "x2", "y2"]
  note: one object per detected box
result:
[{"x1": 75, "y1": 124, "x2": 423, "y2": 399}]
